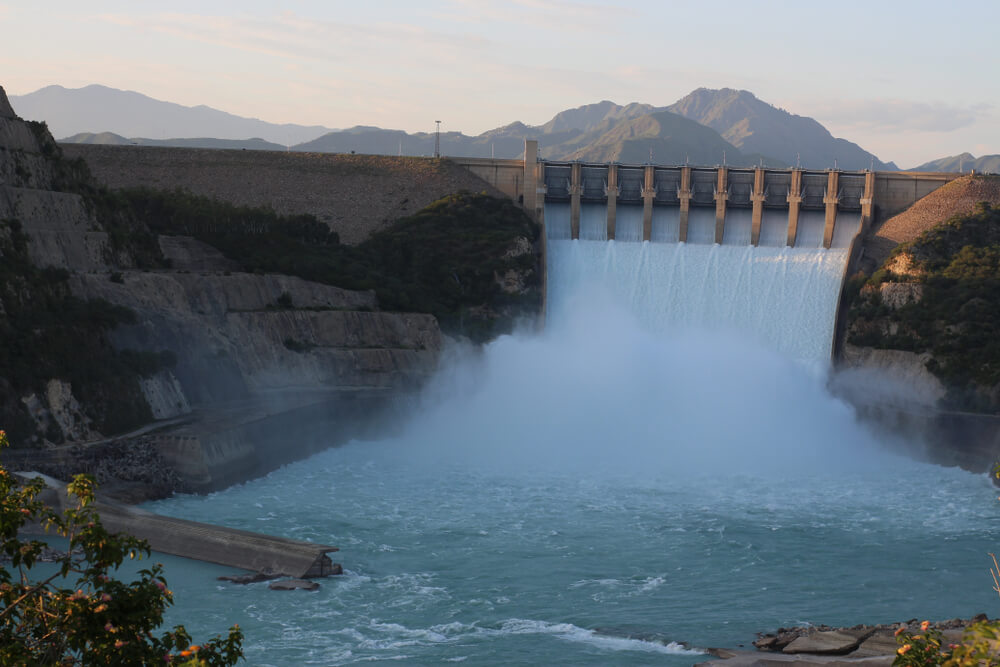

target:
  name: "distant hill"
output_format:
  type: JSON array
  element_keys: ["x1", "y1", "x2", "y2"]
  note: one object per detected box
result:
[
  {"x1": 563, "y1": 110, "x2": 763, "y2": 166},
  {"x1": 19, "y1": 84, "x2": 898, "y2": 169},
  {"x1": 61, "y1": 132, "x2": 131, "y2": 145},
  {"x1": 537, "y1": 100, "x2": 658, "y2": 135},
  {"x1": 668, "y1": 88, "x2": 896, "y2": 171},
  {"x1": 909, "y1": 152, "x2": 1000, "y2": 173},
  {"x1": 296, "y1": 101, "x2": 664, "y2": 159},
  {"x1": 10, "y1": 85, "x2": 334, "y2": 145},
  {"x1": 62, "y1": 131, "x2": 286, "y2": 151}
]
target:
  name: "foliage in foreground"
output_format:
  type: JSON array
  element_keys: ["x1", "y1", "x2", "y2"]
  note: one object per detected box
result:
[
  {"x1": 894, "y1": 619, "x2": 1000, "y2": 667},
  {"x1": 0, "y1": 430, "x2": 243, "y2": 665}
]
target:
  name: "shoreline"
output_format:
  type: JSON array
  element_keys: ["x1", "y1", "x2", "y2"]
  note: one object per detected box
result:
[{"x1": 699, "y1": 615, "x2": 991, "y2": 666}]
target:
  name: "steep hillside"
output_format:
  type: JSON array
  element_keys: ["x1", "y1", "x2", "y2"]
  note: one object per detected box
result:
[
  {"x1": 861, "y1": 175, "x2": 1000, "y2": 271},
  {"x1": 844, "y1": 191, "x2": 1000, "y2": 413},
  {"x1": 564, "y1": 110, "x2": 751, "y2": 165},
  {"x1": 668, "y1": 88, "x2": 895, "y2": 171},
  {"x1": 0, "y1": 82, "x2": 544, "y2": 498},
  {"x1": 909, "y1": 152, "x2": 1000, "y2": 174}
]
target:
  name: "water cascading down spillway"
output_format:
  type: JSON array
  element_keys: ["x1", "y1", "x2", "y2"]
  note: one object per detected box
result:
[{"x1": 544, "y1": 201, "x2": 857, "y2": 366}]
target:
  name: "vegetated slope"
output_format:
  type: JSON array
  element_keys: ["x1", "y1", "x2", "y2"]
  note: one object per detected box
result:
[
  {"x1": 564, "y1": 110, "x2": 753, "y2": 165},
  {"x1": 909, "y1": 152, "x2": 1000, "y2": 174},
  {"x1": 114, "y1": 188, "x2": 542, "y2": 343},
  {"x1": 668, "y1": 88, "x2": 895, "y2": 171},
  {"x1": 864, "y1": 175, "x2": 1000, "y2": 270},
  {"x1": 10, "y1": 84, "x2": 335, "y2": 145},
  {"x1": 845, "y1": 184, "x2": 1000, "y2": 412}
]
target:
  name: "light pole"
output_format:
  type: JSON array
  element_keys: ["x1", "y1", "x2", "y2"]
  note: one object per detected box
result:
[{"x1": 434, "y1": 120, "x2": 441, "y2": 158}]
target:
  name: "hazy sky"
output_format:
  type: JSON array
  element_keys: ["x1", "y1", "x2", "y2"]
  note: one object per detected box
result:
[{"x1": 3, "y1": 0, "x2": 997, "y2": 168}]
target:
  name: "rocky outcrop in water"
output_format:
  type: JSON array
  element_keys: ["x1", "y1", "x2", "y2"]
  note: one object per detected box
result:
[{"x1": 701, "y1": 616, "x2": 990, "y2": 667}]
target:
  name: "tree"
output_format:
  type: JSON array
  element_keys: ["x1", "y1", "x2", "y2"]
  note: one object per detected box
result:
[{"x1": 0, "y1": 429, "x2": 243, "y2": 665}]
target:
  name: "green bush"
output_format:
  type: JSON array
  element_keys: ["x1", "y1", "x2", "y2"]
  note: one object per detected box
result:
[
  {"x1": 0, "y1": 430, "x2": 244, "y2": 665},
  {"x1": 113, "y1": 188, "x2": 542, "y2": 343},
  {"x1": 847, "y1": 203, "x2": 1000, "y2": 411}
]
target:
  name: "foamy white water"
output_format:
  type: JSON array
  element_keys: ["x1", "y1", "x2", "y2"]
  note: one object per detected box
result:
[
  {"x1": 547, "y1": 240, "x2": 847, "y2": 365},
  {"x1": 146, "y1": 206, "x2": 997, "y2": 666}
]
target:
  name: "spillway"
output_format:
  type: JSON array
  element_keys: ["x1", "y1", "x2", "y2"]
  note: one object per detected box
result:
[{"x1": 544, "y1": 204, "x2": 850, "y2": 365}]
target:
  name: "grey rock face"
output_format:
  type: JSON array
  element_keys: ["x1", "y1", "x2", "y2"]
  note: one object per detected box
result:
[
  {"x1": 782, "y1": 629, "x2": 872, "y2": 654},
  {"x1": 0, "y1": 85, "x2": 14, "y2": 119}
]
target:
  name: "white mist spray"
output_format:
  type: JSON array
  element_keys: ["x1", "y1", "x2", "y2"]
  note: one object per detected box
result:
[{"x1": 381, "y1": 237, "x2": 899, "y2": 480}]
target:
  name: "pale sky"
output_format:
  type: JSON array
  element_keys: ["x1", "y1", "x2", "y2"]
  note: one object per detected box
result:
[{"x1": 2, "y1": 0, "x2": 998, "y2": 168}]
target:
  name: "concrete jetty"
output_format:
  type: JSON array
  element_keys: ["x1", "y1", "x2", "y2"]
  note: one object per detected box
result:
[{"x1": 16, "y1": 472, "x2": 338, "y2": 578}]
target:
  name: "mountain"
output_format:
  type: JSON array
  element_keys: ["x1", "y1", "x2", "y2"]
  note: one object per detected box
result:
[
  {"x1": 10, "y1": 85, "x2": 334, "y2": 145},
  {"x1": 909, "y1": 152, "x2": 1000, "y2": 173},
  {"x1": 563, "y1": 110, "x2": 762, "y2": 166},
  {"x1": 21, "y1": 84, "x2": 897, "y2": 169},
  {"x1": 537, "y1": 100, "x2": 658, "y2": 134},
  {"x1": 61, "y1": 131, "x2": 131, "y2": 145},
  {"x1": 668, "y1": 88, "x2": 896, "y2": 171},
  {"x1": 62, "y1": 132, "x2": 286, "y2": 151}
]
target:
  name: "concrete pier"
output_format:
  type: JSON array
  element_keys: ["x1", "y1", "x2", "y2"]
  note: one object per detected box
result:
[
  {"x1": 714, "y1": 167, "x2": 728, "y2": 244},
  {"x1": 98, "y1": 500, "x2": 339, "y2": 578},
  {"x1": 678, "y1": 166, "x2": 692, "y2": 243},
  {"x1": 535, "y1": 160, "x2": 547, "y2": 224},
  {"x1": 786, "y1": 169, "x2": 803, "y2": 247},
  {"x1": 860, "y1": 171, "x2": 875, "y2": 232},
  {"x1": 750, "y1": 167, "x2": 766, "y2": 246},
  {"x1": 511, "y1": 156, "x2": 962, "y2": 249},
  {"x1": 523, "y1": 139, "x2": 538, "y2": 220},
  {"x1": 606, "y1": 164, "x2": 619, "y2": 240},
  {"x1": 822, "y1": 170, "x2": 840, "y2": 248},
  {"x1": 642, "y1": 165, "x2": 655, "y2": 241},
  {"x1": 18, "y1": 472, "x2": 339, "y2": 578},
  {"x1": 569, "y1": 162, "x2": 582, "y2": 239}
]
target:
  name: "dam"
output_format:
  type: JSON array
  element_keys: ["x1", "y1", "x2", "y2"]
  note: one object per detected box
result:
[
  {"x1": 77, "y1": 141, "x2": 989, "y2": 664},
  {"x1": 455, "y1": 140, "x2": 959, "y2": 249},
  {"x1": 148, "y1": 209, "x2": 998, "y2": 663}
]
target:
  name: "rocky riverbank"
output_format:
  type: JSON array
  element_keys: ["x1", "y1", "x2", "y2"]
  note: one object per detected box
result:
[{"x1": 699, "y1": 616, "x2": 991, "y2": 666}]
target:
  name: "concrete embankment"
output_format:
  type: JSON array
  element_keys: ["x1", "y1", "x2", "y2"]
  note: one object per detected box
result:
[
  {"x1": 17, "y1": 472, "x2": 338, "y2": 577},
  {"x1": 61, "y1": 144, "x2": 507, "y2": 245}
]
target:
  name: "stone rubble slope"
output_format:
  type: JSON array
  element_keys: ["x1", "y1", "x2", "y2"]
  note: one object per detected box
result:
[{"x1": 865, "y1": 175, "x2": 1000, "y2": 270}]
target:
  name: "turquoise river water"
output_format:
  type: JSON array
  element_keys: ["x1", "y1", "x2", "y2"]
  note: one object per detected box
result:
[{"x1": 144, "y1": 238, "x2": 1000, "y2": 666}]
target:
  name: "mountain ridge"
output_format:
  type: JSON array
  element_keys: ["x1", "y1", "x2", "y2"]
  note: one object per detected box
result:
[
  {"x1": 909, "y1": 152, "x2": 1000, "y2": 173},
  {"x1": 667, "y1": 88, "x2": 896, "y2": 171},
  {"x1": 19, "y1": 83, "x2": 896, "y2": 169}
]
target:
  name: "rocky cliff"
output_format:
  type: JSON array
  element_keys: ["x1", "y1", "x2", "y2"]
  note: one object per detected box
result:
[
  {"x1": 835, "y1": 177, "x2": 1000, "y2": 470},
  {"x1": 0, "y1": 85, "x2": 452, "y2": 496}
]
